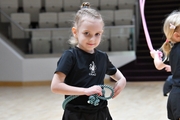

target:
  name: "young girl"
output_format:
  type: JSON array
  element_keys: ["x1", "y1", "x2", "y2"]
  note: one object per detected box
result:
[
  {"x1": 51, "y1": 2, "x2": 126, "y2": 120},
  {"x1": 150, "y1": 10, "x2": 180, "y2": 120}
]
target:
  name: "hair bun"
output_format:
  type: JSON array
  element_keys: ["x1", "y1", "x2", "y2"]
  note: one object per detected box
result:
[{"x1": 81, "y1": 2, "x2": 90, "y2": 9}]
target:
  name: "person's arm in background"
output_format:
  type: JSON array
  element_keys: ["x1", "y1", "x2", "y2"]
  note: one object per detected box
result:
[
  {"x1": 150, "y1": 50, "x2": 170, "y2": 70},
  {"x1": 164, "y1": 64, "x2": 171, "y2": 72}
]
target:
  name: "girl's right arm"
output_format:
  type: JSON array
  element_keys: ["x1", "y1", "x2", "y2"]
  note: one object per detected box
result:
[
  {"x1": 150, "y1": 50, "x2": 168, "y2": 70},
  {"x1": 51, "y1": 72, "x2": 102, "y2": 96}
]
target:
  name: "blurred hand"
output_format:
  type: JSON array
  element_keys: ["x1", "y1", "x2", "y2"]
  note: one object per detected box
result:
[
  {"x1": 84, "y1": 85, "x2": 102, "y2": 96},
  {"x1": 150, "y1": 50, "x2": 157, "y2": 59},
  {"x1": 165, "y1": 65, "x2": 171, "y2": 72},
  {"x1": 150, "y1": 50, "x2": 162, "y2": 60},
  {"x1": 113, "y1": 79, "x2": 126, "y2": 98}
]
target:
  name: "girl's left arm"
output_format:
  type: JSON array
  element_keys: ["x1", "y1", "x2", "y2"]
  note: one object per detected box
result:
[{"x1": 110, "y1": 69, "x2": 126, "y2": 98}]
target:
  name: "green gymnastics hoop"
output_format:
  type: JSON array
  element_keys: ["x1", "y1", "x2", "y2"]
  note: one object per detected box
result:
[{"x1": 62, "y1": 85, "x2": 114, "y2": 110}]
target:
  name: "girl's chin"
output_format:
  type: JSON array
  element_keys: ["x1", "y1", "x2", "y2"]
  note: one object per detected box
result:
[
  {"x1": 85, "y1": 48, "x2": 94, "y2": 53},
  {"x1": 78, "y1": 46, "x2": 95, "y2": 53}
]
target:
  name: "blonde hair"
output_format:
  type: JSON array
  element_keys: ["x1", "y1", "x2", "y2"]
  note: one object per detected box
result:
[
  {"x1": 161, "y1": 10, "x2": 180, "y2": 57},
  {"x1": 69, "y1": 2, "x2": 104, "y2": 46}
]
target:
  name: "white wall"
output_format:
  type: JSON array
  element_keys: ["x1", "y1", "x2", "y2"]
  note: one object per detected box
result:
[
  {"x1": 22, "y1": 58, "x2": 58, "y2": 81},
  {"x1": 0, "y1": 37, "x2": 23, "y2": 81},
  {"x1": 0, "y1": 36, "x2": 136, "y2": 82}
]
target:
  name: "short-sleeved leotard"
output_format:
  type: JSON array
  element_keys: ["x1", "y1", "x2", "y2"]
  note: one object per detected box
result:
[
  {"x1": 166, "y1": 42, "x2": 180, "y2": 120},
  {"x1": 55, "y1": 47, "x2": 117, "y2": 109}
]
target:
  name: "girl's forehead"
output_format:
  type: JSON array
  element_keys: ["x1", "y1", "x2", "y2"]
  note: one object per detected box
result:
[{"x1": 78, "y1": 18, "x2": 104, "y2": 31}]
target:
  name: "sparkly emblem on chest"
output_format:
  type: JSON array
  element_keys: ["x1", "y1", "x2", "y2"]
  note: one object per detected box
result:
[{"x1": 89, "y1": 61, "x2": 96, "y2": 76}]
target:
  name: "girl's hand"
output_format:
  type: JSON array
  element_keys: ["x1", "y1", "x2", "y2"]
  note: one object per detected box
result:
[
  {"x1": 84, "y1": 85, "x2": 102, "y2": 96},
  {"x1": 113, "y1": 79, "x2": 126, "y2": 98},
  {"x1": 150, "y1": 50, "x2": 157, "y2": 59},
  {"x1": 165, "y1": 65, "x2": 171, "y2": 72},
  {"x1": 150, "y1": 50, "x2": 162, "y2": 60},
  {"x1": 157, "y1": 50, "x2": 163, "y2": 58}
]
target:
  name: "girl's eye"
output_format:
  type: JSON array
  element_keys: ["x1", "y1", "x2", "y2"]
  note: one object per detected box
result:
[
  {"x1": 95, "y1": 33, "x2": 100, "y2": 36},
  {"x1": 84, "y1": 32, "x2": 89, "y2": 36}
]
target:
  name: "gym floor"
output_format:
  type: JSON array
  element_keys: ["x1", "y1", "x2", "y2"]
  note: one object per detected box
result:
[{"x1": 0, "y1": 81, "x2": 168, "y2": 120}]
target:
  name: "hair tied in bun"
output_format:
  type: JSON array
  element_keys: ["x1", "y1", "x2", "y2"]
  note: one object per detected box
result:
[{"x1": 81, "y1": 2, "x2": 90, "y2": 9}]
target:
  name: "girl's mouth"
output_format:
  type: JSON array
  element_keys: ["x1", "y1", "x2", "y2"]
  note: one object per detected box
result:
[{"x1": 87, "y1": 43, "x2": 94, "y2": 46}]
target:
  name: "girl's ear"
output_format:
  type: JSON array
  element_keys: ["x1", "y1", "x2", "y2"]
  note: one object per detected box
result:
[{"x1": 72, "y1": 27, "x2": 77, "y2": 37}]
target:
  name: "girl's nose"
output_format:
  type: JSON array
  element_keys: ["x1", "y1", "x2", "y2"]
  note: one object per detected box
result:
[{"x1": 90, "y1": 36, "x2": 96, "y2": 41}]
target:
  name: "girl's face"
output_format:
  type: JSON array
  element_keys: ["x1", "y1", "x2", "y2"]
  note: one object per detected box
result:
[
  {"x1": 171, "y1": 27, "x2": 180, "y2": 43},
  {"x1": 72, "y1": 18, "x2": 104, "y2": 53}
]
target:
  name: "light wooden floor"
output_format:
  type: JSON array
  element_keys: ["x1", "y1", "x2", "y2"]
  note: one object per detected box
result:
[{"x1": 0, "y1": 81, "x2": 169, "y2": 120}]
